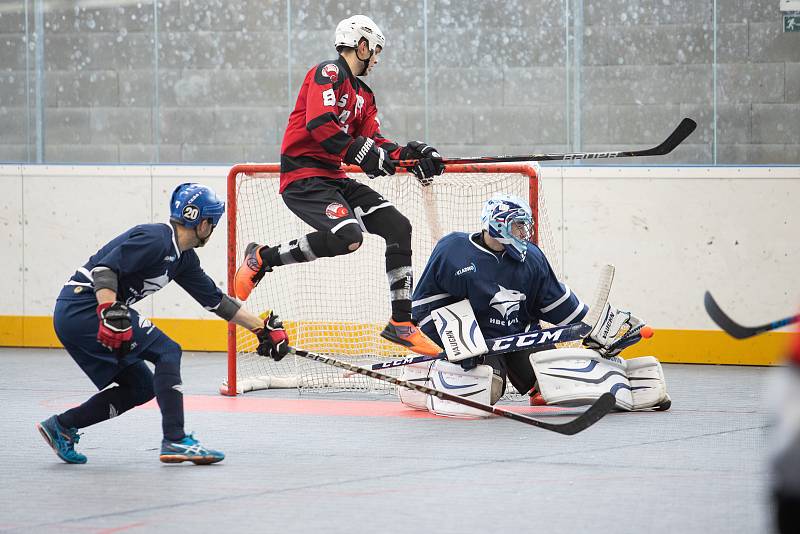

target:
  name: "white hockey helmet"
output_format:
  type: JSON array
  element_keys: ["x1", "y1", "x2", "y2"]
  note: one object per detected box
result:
[
  {"x1": 334, "y1": 15, "x2": 385, "y2": 53},
  {"x1": 480, "y1": 193, "x2": 534, "y2": 262}
]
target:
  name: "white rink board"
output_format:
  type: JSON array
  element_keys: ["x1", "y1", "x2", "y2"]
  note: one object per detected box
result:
[{"x1": 0, "y1": 164, "x2": 798, "y2": 330}]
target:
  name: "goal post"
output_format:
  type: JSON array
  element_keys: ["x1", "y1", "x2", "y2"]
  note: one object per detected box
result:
[{"x1": 222, "y1": 163, "x2": 550, "y2": 396}]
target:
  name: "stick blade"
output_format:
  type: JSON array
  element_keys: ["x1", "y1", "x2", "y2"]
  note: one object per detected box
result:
[
  {"x1": 545, "y1": 392, "x2": 617, "y2": 436},
  {"x1": 703, "y1": 291, "x2": 751, "y2": 339},
  {"x1": 650, "y1": 117, "x2": 697, "y2": 155}
]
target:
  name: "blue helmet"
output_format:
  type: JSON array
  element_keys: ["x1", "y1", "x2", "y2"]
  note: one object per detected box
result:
[
  {"x1": 480, "y1": 193, "x2": 534, "y2": 262},
  {"x1": 169, "y1": 183, "x2": 225, "y2": 228}
]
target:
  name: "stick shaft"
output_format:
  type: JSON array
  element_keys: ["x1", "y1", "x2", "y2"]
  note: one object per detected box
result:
[
  {"x1": 395, "y1": 118, "x2": 696, "y2": 167},
  {"x1": 291, "y1": 348, "x2": 614, "y2": 435},
  {"x1": 372, "y1": 322, "x2": 591, "y2": 370}
]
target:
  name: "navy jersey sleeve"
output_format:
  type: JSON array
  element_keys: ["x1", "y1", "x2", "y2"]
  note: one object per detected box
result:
[
  {"x1": 94, "y1": 226, "x2": 169, "y2": 277},
  {"x1": 527, "y1": 248, "x2": 588, "y2": 326},
  {"x1": 173, "y1": 251, "x2": 226, "y2": 312},
  {"x1": 412, "y1": 235, "x2": 470, "y2": 325}
]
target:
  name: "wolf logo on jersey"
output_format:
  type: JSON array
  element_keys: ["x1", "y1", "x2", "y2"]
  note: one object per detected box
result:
[
  {"x1": 126, "y1": 270, "x2": 170, "y2": 305},
  {"x1": 490, "y1": 285, "x2": 527, "y2": 320}
]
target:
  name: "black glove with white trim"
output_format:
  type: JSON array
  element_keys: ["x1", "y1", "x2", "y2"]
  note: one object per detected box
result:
[
  {"x1": 344, "y1": 136, "x2": 396, "y2": 178},
  {"x1": 400, "y1": 141, "x2": 445, "y2": 186}
]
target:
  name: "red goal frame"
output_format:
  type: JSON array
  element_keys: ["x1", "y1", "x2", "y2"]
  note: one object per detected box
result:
[{"x1": 224, "y1": 163, "x2": 539, "y2": 396}]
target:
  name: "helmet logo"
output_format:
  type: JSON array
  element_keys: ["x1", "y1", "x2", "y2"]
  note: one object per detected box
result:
[
  {"x1": 182, "y1": 205, "x2": 199, "y2": 221},
  {"x1": 325, "y1": 202, "x2": 349, "y2": 219},
  {"x1": 322, "y1": 63, "x2": 339, "y2": 83}
]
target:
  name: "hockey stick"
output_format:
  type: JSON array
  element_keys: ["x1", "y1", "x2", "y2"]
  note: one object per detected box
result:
[
  {"x1": 290, "y1": 347, "x2": 615, "y2": 435},
  {"x1": 373, "y1": 264, "x2": 616, "y2": 371},
  {"x1": 372, "y1": 322, "x2": 591, "y2": 370},
  {"x1": 704, "y1": 291, "x2": 799, "y2": 339},
  {"x1": 394, "y1": 118, "x2": 696, "y2": 166}
]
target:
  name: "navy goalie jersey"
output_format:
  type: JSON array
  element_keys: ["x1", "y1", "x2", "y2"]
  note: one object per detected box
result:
[
  {"x1": 412, "y1": 232, "x2": 588, "y2": 344},
  {"x1": 58, "y1": 223, "x2": 225, "y2": 312}
]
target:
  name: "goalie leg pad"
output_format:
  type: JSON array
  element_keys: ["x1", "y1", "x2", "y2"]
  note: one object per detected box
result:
[
  {"x1": 425, "y1": 360, "x2": 499, "y2": 418},
  {"x1": 398, "y1": 362, "x2": 435, "y2": 411},
  {"x1": 626, "y1": 356, "x2": 671, "y2": 410},
  {"x1": 531, "y1": 348, "x2": 634, "y2": 411}
]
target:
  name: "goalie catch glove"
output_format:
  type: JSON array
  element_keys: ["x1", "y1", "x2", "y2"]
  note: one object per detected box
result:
[
  {"x1": 97, "y1": 301, "x2": 133, "y2": 356},
  {"x1": 343, "y1": 136, "x2": 395, "y2": 178},
  {"x1": 583, "y1": 303, "x2": 645, "y2": 357},
  {"x1": 253, "y1": 310, "x2": 289, "y2": 361},
  {"x1": 399, "y1": 141, "x2": 445, "y2": 186}
]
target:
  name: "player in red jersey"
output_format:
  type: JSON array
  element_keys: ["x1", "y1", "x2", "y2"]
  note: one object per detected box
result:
[{"x1": 234, "y1": 15, "x2": 444, "y2": 356}]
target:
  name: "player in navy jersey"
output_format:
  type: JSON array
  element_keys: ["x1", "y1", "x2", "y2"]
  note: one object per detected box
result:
[
  {"x1": 233, "y1": 14, "x2": 444, "y2": 357},
  {"x1": 412, "y1": 193, "x2": 646, "y2": 402},
  {"x1": 37, "y1": 183, "x2": 289, "y2": 465}
]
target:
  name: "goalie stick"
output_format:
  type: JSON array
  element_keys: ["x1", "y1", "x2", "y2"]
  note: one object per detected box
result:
[
  {"x1": 372, "y1": 322, "x2": 590, "y2": 370},
  {"x1": 372, "y1": 263, "x2": 616, "y2": 371},
  {"x1": 704, "y1": 291, "x2": 799, "y2": 339},
  {"x1": 289, "y1": 347, "x2": 616, "y2": 435},
  {"x1": 394, "y1": 118, "x2": 696, "y2": 166}
]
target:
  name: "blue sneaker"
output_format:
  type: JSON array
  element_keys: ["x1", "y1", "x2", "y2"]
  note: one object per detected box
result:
[
  {"x1": 37, "y1": 415, "x2": 87, "y2": 464},
  {"x1": 159, "y1": 433, "x2": 224, "y2": 465}
]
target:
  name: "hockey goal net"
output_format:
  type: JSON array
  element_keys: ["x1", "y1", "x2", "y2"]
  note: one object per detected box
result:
[{"x1": 221, "y1": 163, "x2": 557, "y2": 396}]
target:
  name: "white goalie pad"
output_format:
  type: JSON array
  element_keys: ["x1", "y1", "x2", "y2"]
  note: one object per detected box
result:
[
  {"x1": 626, "y1": 356, "x2": 671, "y2": 410},
  {"x1": 530, "y1": 348, "x2": 634, "y2": 411},
  {"x1": 398, "y1": 362, "x2": 435, "y2": 411},
  {"x1": 430, "y1": 299, "x2": 488, "y2": 362},
  {"x1": 426, "y1": 361, "x2": 499, "y2": 419}
]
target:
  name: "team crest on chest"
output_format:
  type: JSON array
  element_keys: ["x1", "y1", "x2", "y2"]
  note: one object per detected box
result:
[
  {"x1": 490, "y1": 285, "x2": 526, "y2": 321},
  {"x1": 321, "y1": 63, "x2": 339, "y2": 83},
  {"x1": 325, "y1": 202, "x2": 349, "y2": 219}
]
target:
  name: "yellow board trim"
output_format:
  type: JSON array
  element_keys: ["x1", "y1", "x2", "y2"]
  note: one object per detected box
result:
[{"x1": 0, "y1": 315, "x2": 792, "y2": 366}]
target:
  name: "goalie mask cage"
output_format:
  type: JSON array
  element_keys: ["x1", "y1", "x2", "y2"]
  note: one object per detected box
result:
[{"x1": 222, "y1": 163, "x2": 556, "y2": 396}]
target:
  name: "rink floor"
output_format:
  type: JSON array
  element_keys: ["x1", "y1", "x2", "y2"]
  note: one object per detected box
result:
[{"x1": 3, "y1": 348, "x2": 774, "y2": 533}]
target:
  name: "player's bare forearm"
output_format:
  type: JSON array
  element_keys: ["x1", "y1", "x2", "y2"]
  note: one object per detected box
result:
[
  {"x1": 95, "y1": 288, "x2": 117, "y2": 305},
  {"x1": 230, "y1": 307, "x2": 263, "y2": 331}
]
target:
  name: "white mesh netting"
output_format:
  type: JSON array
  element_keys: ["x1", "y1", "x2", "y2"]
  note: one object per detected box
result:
[{"x1": 224, "y1": 164, "x2": 559, "y2": 395}]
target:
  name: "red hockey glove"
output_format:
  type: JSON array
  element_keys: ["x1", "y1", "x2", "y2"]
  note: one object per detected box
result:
[
  {"x1": 253, "y1": 311, "x2": 289, "y2": 361},
  {"x1": 97, "y1": 301, "x2": 133, "y2": 356}
]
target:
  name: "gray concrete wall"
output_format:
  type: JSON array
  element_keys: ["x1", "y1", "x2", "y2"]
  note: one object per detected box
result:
[{"x1": 0, "y1": 0, "x2": 797, "y2": 164}]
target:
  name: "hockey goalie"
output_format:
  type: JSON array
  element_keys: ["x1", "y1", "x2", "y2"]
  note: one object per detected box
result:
[{"x1": 400, "y1": 193, "x2": 671, "y2": 418}]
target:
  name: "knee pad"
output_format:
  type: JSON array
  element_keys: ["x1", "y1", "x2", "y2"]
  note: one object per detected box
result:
[
  {"x1": 368, "y1": 208, "x2": 411, "y2": 252},
  {"x1": 327, "y1": 223, "x2": 363, "y2": 255}
]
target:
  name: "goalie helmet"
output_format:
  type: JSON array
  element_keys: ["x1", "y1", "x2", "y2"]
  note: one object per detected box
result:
[
  {"x1": 169, "y1": 183, "x2": 225, "y2": 228},
  {"x1": 480, "y1": 193, "x2": 534, "y2": 262},
  {"x1": 334, "y1": 15, "x2": 385, "y2": 54}
]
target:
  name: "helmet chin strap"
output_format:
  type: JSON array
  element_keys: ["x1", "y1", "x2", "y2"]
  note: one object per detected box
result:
[
  {"x1": 355, "y1": 46, "x2": 372, "y2": 75},
  {"x1": 194, "y1": 222, "x2": 214, "y2": 247}
]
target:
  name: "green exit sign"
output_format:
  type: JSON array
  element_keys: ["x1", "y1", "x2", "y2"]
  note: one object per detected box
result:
[{"x1": 785, "y1": 14, "x2": 800, "y2": 32}]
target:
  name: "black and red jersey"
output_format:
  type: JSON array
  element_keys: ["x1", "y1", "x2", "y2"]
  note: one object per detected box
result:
[{"x1": 279, "y1": 56, "x2": 401, "y2": 192}]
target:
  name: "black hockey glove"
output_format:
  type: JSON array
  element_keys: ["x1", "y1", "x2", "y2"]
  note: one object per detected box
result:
[
  {"x1": 344, "y1": 136, "x2": 396, "y2": 178},
  {"x1": 253, "y1": 311, "x2": 289, "y2": 362},
  {"x1": 400, "y1": 141, "x2": 445, "y2": 186}
]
